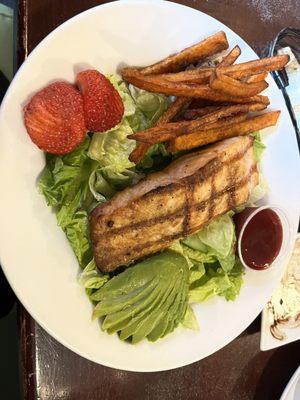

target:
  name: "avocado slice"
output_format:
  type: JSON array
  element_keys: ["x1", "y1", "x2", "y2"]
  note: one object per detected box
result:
[
  {"x1": 102, "y1": 279, "x2": 164, "y2": 332},
  {"x1": 166, "y1": 277, "x2": 190, "y2": 336},
  {"x1": 93, "y1": 277, "x2": 158, "y2": 319},
  {"x1": 131, "y1": 279, "x2": 181, "y2": 344},
  {"x1": 119, "y1": 278, "x2": 174, "y2": 341},
  {"x1": 162, "y1": 268, "x2": 190, "y2": 338},
  {"x1": 147, "y1": 298, "x2": 175, "y2": 342},
  {"x1": 92, "y1": 251, "x2": 190, "y2": 343},
  {"x1": 147, "y1": 271, "x2": 185, "y2": 342},
  {"x1": 94, "y1": 251, "x2": 181, "y2": 302}
]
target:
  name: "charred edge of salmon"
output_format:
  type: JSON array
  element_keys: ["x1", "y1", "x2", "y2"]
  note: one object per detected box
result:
[{"x1": 93, "y1": 166, "x2": 257, "y2": 271}]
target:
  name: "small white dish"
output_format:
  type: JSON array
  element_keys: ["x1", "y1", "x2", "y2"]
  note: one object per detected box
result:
[{"x1": 237, "y1": 205, "x2": 293, "y2": 272}]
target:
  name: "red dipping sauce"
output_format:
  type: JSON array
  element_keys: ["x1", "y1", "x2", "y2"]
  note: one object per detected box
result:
[{"x1": 234, "y1": 208, "x2": 283, "y2": 270}]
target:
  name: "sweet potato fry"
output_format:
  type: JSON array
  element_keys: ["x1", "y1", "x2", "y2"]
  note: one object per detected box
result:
[
  {"x1": 218, "y1": 45, "x2": 241, "y2": 67},
  {"x1": 153, "y1": 54, "x2": 289, "y2": 84},
  {"x1": 129, "y1": 143, "x2": 149, "y2": 164},
  {"x1": 198, "y1": 112, "x2": 248, "y2": 130},
  {"x1": 224, "y1": 55, "x2": 289, "y2": 78},
  {"x1": 210, "y1": 70, "x2": 269, "y2": 97},
  {"x1": 168, "y1": 111, "x2": 280, "y2": 152},
  {"x1": 129, "y1": 102, "x2": 267, "y2": 144},
  {"x1": 139, "y1": 31, "x2": 229, "y2": 75},
  {"x1": 188, "y1": 99, "x2": 219, "y2": 109},
  {"x1": 132, "y1": 112, "x2": 247, "y2": 144},
  {"x1": 121, "y1": 69, "x2": 269, "y2": 103},
  {"x1": 131, "y1": 112, "x2": 247, "y2": 144},
  {"x1": 184, "y1": 105, "x2": 225, "y2": 120},
  {"x1": 155, "y1": 68, "x2": 213, "y2": 84},
  {"x1": 244, "y1": 71, "x2": 268, "y2": 83},
  {"x1": 129, "y1": 97, "x2": 190, "y2": 163},
  {"x1": 157, "y1": 97, "x2": 190, "y2": 123}
]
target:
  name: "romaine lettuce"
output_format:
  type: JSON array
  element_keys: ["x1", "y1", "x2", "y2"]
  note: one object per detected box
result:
[
  {"x1": 79, "y1": 259, "x2": 109, "y2": 299},
  {"x1": 181, "y1": 213, "x2": 244, "y2": 303},
  {"x1": 38, "y1": 138, "x2": 97, "y2": 267}
]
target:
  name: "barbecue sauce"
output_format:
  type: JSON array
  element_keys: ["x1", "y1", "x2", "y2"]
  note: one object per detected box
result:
[{"x1": 234, "y1": 208, "x2": 283, "y2": 270}]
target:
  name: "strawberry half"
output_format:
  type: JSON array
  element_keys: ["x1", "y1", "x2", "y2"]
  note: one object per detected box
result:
[
  {"x1": 76, "y1": 70, "x2": 124, "y2": 132},
  {"x1": 24, "y1": 81, "x2": 86, "y2": 155}
]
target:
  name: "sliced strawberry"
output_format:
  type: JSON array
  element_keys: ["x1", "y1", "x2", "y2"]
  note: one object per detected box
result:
[
  {"x1": 76, "y1": 70, "x2": 124, "y2": 132},
  {"x1": 24, "y1": 82, "x2": 86, "y2": 155}
]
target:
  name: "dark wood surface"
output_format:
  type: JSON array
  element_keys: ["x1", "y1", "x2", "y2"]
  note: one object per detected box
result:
[{"x1": 18, "y1": 1, "x2": 300, "y2": 399}]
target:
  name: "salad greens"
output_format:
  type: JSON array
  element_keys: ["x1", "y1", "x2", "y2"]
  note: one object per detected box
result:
[
  {"x1": 38, "y1": 138, "x2": 97, "y2": 267},
  {"x1": 38, "y1": 74, "x2": 266, "y2": 343}
]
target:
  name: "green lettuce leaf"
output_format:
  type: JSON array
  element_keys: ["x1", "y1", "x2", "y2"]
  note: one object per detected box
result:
[
  {"x1": 79, "y1": 259, "x2": 109, "y2": 298},
  {"x1": 182, "y1": 213, "x2": 236, "y2": 271},
  {"x1": 251, "y1": 131, "x2": 266, "y2": 162},
  {"x1": 189, "y1": 259, "x2": 243, "y2": 303},
  {"x1": 181, "y1": 305, "x2": 199, "y2": 331},
  {"x1": 180, "y1": 214, "x2": 244, "y2": 302},
  {"x1": 88, "y1": 120, "x2": 135, "y2": 171},
  {"x1": 243, "y1": 131, "x2": 268, "y2": 206},
  {"x1": 189, "y1": 263, "x2": 206, "y2": 284},
  {"x1": 196, "y1": 213, "x2": 235, "y2": 259},
  {"x1": 128, "y1": 84, "x2": 170, "y2": 129},
  {"x1": 38, "y1": 138, "x2": 97, "y2": 267},
  {"x1": 182, "y1": 245, "x2": 216, "y2": 265},
  {"x1": 38, "y1": 138, "x2": 94, "y2": 207}
]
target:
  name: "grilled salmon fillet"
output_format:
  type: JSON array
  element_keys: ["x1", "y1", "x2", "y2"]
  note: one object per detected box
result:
[{"x1": 90, "y1": 136, "x2": 258, "y2": 272}]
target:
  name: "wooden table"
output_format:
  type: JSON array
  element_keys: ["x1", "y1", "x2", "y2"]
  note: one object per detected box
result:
[{"x1": 18, "y1": 1, "x2": 300, "y2": 399}]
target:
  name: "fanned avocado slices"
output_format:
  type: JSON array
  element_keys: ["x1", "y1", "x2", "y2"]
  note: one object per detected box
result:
[
  {"x1": 92, "y1": 250, "x2": 190, "y2": 343},
  {"x1": 131, "y1": 277, "x2": 183, "y2": 344},
  {"x1": 148, "y1": 283, "x2": 182, "y2": 342},
  {"x1": 102, "y1": 279, "x2": 164, "y2": 333},
  {"x1": 92, "y1": 277, "x2": 158, "y2": 319},
  {"x1": 148, "y1": 259, "x2": 190, "y2": 341},
  {"x1": 120, "y1": 278, "x2": 175, "y2": 342},
  {"x1": 164, "y1": 274, "x2": 190, "y2": 338}
]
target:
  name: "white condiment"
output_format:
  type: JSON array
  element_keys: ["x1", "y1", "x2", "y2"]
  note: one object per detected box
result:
[{"x1": 268, "y1": 236, "x2": 300, "y2": 339}]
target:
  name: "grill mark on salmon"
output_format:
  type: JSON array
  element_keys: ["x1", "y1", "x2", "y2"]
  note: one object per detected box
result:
[
  {"x1": 98, "y1": 173, "x2": 256, "y2": 262},
  {"x1": 90, "y1": 136, "x2": 258, "y2": 272},
  {"x1": 94, "y1": 168, "x2": 255, "y2": 240},
  {"x1": 92, "y1": 143, "x2": 252, "y2": 232}
]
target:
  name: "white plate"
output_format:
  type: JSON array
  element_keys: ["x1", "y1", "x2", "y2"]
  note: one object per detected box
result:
[
  {"x1": 0, "y1": 0, "x2": 299, "y2": 372},
  {"x1": 280, "y1": 366, "x2": 300, "y2": 400}
]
